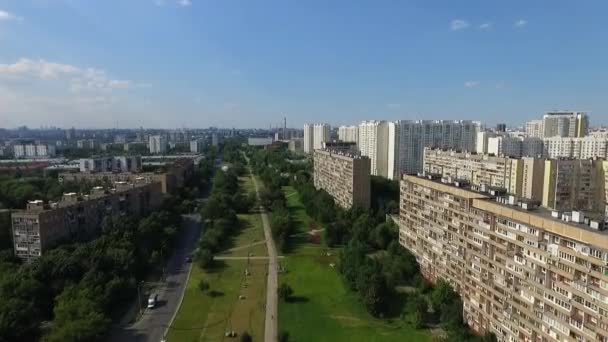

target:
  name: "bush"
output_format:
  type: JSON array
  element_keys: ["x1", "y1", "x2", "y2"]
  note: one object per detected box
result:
[
  {"x1": 240, "y1": 331, "x2": 252, "y2": 342},
  {"x1": 198, "y1": 280, "x2": 210, "y2": 292},
  {"x1": 278, "y1": 283, "x2": 293, "y2": 302},
  {"x1": 279, "y1": 331, "x2": 290, "y2": 342}
]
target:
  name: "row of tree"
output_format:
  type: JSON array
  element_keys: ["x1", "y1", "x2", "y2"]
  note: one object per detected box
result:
[{"x1": 196, "y1": 166, "x2": 255, "y2": 268}]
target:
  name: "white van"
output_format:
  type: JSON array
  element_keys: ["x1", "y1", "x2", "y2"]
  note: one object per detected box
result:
[{"x1": 147, "y1": 293, "x2": 158, "y2": 309}]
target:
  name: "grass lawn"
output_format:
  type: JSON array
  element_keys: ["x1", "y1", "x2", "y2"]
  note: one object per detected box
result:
[
  {"x1": 278, "y1": 186, "x2": 432, "y2": 342},
  {"x1": 167, "y1": 176, "x2": 268, "y2": 342}
]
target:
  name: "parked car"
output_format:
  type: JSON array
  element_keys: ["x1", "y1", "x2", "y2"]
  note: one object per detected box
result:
[{"x1": 147, "y1": 293, "x2": 158, "y2": 309}]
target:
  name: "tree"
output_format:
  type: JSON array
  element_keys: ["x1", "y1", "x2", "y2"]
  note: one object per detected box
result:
[
  {"x1": 44, "y1": 286, "x2": 110, "y2": 342},
  {"x1": 197, "y1": 248, "x2": 214, "y2": 269},
  {"x1": 405, "y1": 293, "x2": 428, "y2": 328},
  {"x1": 278, "y1": 283, "x2": 293, "y2": 302},
  {"x1": 240, "y1": 331, "x2": 252, "y2": 342},
  {"x1": 279, "y1": 331, "x2": 290, "y2": 342},
  {"x1": 431, "y1": 279, "x2": 457, "y2": 313}
]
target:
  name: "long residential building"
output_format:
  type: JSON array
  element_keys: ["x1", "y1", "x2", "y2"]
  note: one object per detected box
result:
[
  {"x1": 59, "y1": 157, "x2": 194, "y2": 193},
  {"x1": 12, "y1": 180, "x2": 163, "y2": 262},
  {"x1": 423, "y1": 148, "x2": 608, "y2": 215},
  {"x1": 543, "y1": 137, "x2": 608, "y2": 159},
  {"x1": 313, "y1": 149, "x2": 370, "y2": 209},
  {"x1": 399, "y1": 174, "x2": 608, "y2": 342},
  {"x1": 303, "y1": 123, "x2": 330, "y2": 154}
]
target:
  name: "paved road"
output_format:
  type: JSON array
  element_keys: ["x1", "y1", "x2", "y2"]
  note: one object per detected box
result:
[
  {"x1": 249, "y1": 168, "x2": 279, "y2": 342},
  {"x1": 107, "y1": 213, "x2": 202, "y2": 342}
]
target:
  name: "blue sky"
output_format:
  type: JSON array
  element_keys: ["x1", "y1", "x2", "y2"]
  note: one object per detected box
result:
[{"x1": 0, "y1": 0, "x2": 606, "y2": 129}]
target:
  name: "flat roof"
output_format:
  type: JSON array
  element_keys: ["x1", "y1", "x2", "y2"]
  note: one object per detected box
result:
[{"x1": 403, "y1": 174, "x2": 608, "y2": 247}]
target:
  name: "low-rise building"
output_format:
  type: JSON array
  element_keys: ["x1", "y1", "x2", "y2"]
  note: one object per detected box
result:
[
  {"x1": 12, "y1": 180, "x2": 163, "y2": 262},
  {"x1": 313, "y1": 149, "x2": 370, "y2": 209}
]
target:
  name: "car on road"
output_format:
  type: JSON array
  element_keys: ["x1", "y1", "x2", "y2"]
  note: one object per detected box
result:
[{"x1": 147, "y1": 293, "x2": 158, "y2": 309}]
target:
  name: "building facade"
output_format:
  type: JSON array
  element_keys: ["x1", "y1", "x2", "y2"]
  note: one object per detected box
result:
[
  {"x1": 338, "y1": 125, "x2": 359, "y2": 145},
  {"x1": 12, "y1": 181, "x2": 163, "y2": 262},
  {"x1": 386, "y1": 120, "x2": 481, "y2": 180},
  {"x1": 313, "y1": 149, "x2": 370, "y2": 209},
  {"x1": 543, "y1": 137, "x2": 608, "y2": 159},
  {"x1": 149, "y1": 135, "x2": 168, "y2": 154},
  {"x1": 303, "y1": 123, "x2": 330, "y2": 154},
  {"x1": 359, "y1": 120, "x2": 389, "y2": 177},
  {"x1": 399, "y1": 174, "x2": 608, "y2": 342},
  {"x1": 543, "y1": 111, "x2": 589, "y2": 138},
  {"x1": 526, "y1": 120, "x2": 545, "y2": 138}
]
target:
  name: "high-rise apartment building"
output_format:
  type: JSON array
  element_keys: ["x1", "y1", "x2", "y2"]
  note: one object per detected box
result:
[
  {"x1": 399, "y1": 174, "x2": 608, "y2": 342},
  {"x1": 338, "y1": 125, "x2": 359, "y2": 145},
  {"x1": 487, "y1": 136, "x2": 544, "y2": 158},
  {"x1": 313, "y1": 149, "x2": 370, "y2": 209},
  {"x1": 543, "y1": 111, "x2": 589, "y2": 138},
  {"x1": 386, "y1": 120, "x2": 481, "y2": 180},
  {"x1": 303, "y1": 123, "x2": 330, "y2": 154},
  {"x1": 149, "y1": 135, "x2": 168, "y2": 154},
  {"x1": 12, "y1": 181, "x2": 163, "y2": 262},
  {"x1": 13, "y1": 143, "x2": 56, "y2": 158},
  {"x1": 542, "y1": 159, "x2": 608, "y2": 215},
  {"x1": 190, "y1": 138, "x2": 206, "y2": 153},
  {"x1": 359, "y1": 120, "x2": 389, "y2": 177},
  {"x1": 526, "y1": 120, "x2": 544, "y2": 138},
  {"x1": 543, "y1": 137, "x2": 608, "y2": 159}
]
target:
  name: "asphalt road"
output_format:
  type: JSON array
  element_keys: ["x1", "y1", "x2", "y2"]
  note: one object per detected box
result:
[{"x1": 107, "y1": 213, "x2": 202, "y2": 342}]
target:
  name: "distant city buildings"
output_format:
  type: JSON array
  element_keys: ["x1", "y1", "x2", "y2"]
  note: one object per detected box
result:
[
  {"x1": 248, "y1": 137, "x2": 274, "y2": 146},
  {"x1": 288, "y1": 138, "x2": 304, "y2": 154},
  {"x1": 543, "y1": 136, "x2": 608, "y2": 159},
  {"x1": 303, "y1": 123, "x2": 330, "y2": 154},
  {"x1": 313, "y1": 149, "x2": 370, "y2": 209},
  {"x1": 13, "y1": 143, "x2": 56, "y2": 158},
  {"x1": 338, "y1": 125, "x2": 359, "y2": 145},
  {"x1": 387, "y1": 120, "x2": 480, "y2": 179},
  {"x1": 78, "y1": 156, "x2": 142, "y2": 173},
  {"x1": 542, "y1": 111, "x2": 588, "y2": 138},
  {"x1": 321, "y1": 140, "x2": 358, "y2": 153},
  {"x1": 149, "y1": 135, "x2": 167, "y2": 154},
  {"x1": 190, "y1": 139, "x2": 206, "y2": 153},
  {"x1": 525, "y1": 119, "x2": 544, "y2": 138}
]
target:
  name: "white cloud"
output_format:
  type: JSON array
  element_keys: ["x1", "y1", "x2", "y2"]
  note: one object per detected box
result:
[
  {"x1": 514, "y1": 19, "x2": 527, "y2": 28},
  {"x1": 0, "y1": 10, "x2": 20, "y2": 21},
  {"x1": 0, "y1": 58, "x2": 133, "y2": 92},
  {"x1": 464, "y1": 81, "x2": 480, "y2": 88},
  {"x1": 177, "y1": 0, "x2": 192, "y2": 6},
  {"x1": 479, "y1": 22, "x2": 492, "y2": 30},
  {"x1": 450, "y1": 19, "x2": 469, "y2": 31}
]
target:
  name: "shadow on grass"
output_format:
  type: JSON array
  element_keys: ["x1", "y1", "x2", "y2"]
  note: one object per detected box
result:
[
  {"x1": 204, "y1": 260, "x2": 228, "y2": 274},
  {"x1": 208, "y1": 290, "x2": 224, "y2": 297},
  {"x1": 286, "y1": 296, "x2": 309, "y2": 303}
]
